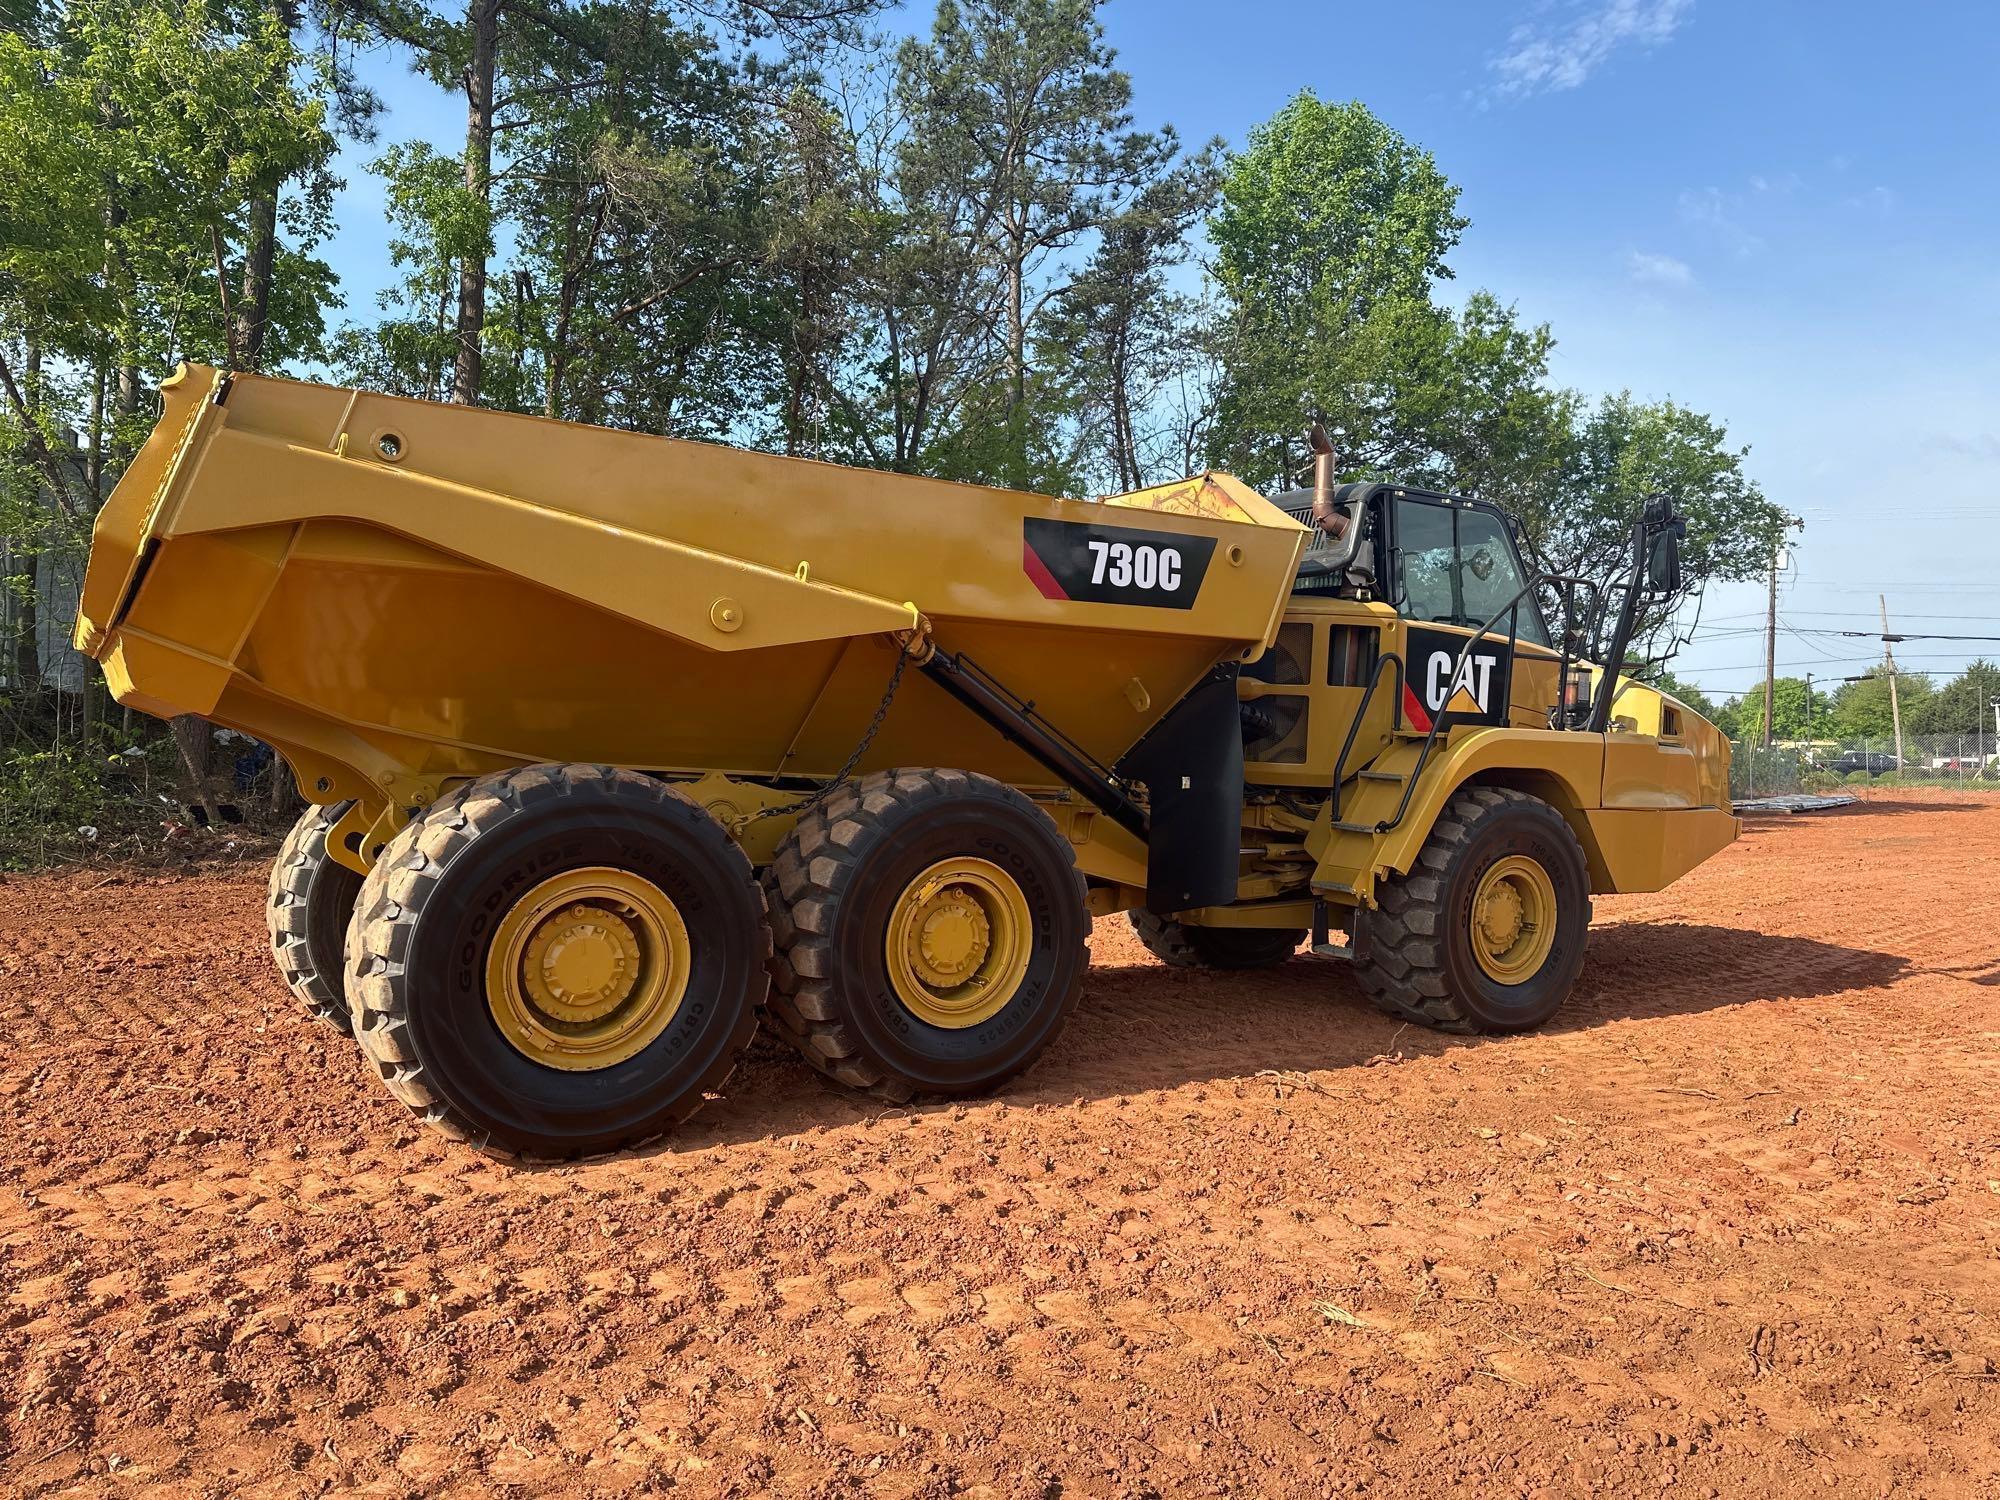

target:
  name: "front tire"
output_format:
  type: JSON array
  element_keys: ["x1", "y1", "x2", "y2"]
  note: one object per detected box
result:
[
  {"x1": 764, "y1": 769, "x2": 1089, "y2": 1103},
  {"x1": 267, "y1": 801, "x2": 364, "y2": 1033},
  {"x1": 1354, "y1": 787, "x2": 1591, "y2": 1034},
  {"x1": 1127, "y1": 910, "x2": 1306, "y2": 969},
  {"x1": 344, "y1": 764, "x2": 769, "y2": 1159}
]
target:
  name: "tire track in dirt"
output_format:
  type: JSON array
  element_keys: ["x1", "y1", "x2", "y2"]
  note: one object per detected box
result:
[{"x1": 3, "y1": 795, "x2": 1999, "y2": 1495}]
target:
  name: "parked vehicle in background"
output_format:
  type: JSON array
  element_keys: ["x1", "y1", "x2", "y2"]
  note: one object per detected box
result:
[{"x1": 1831, "y1": 750, "x2": 1900, "y2": 777}]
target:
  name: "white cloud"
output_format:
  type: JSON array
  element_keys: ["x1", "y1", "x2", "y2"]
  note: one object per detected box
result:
[
  {"x1": 1488, "y1": 0, "x2": 1694, "y2": 99},
  {"x1": 1628, "y1": 250, "x2": 1695, "y2": 287},
  {"x1": 1678, "y1": 186, "x2": 1766, "y2": 257},
  {"x1": 1843, "y1": 184, "x2": 1899, "y2": 215}
]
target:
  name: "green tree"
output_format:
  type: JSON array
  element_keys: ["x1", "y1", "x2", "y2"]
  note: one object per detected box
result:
[
  {"x1": 326, "y1": 141, "x2": 480, "y2": 400},
  {"x1": 888, "y1": 0, "x2": 1177, "y2": 487},
  {"x1": 1731, "y1": 676, "x2": 1828, "y2": 743},
  {"x1": 1207, "y1": 91, "x2": 1466, "y2": 487},
  {"x1": 1826, "y1": 665, "x2": 1933, "y2": 742},
  {"x1": 1543, "y1": 395, "x2": 1792, "y2": 660},
  {"x1": 1043, "y1": 149, "x2": 1219, "y2": 492},
  {"x1": 1908, "y1": 659, "x2": 2000, "y2": 737},
  {"x1": 340, "y1": 0, "x2": 884, "y2": 407}
]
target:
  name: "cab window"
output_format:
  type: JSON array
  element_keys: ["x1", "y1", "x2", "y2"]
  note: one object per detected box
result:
[{"x1": 1394, "y1": 498, "x2": 1550, "y2": 647}]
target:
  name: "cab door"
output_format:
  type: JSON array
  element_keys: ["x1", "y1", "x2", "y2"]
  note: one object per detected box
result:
[{"x1": 1385, "y1": 494, "x2": 1562, "y2": 732}]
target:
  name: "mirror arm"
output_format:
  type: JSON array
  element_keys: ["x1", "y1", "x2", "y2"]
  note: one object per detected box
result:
[{"x1": 1587, "y1": 511, "x2": 1655, "y2": 734}]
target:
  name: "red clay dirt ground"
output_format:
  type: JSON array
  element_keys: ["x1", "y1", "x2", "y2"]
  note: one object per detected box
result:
[{"x1": 2, "y1": 791, "x2": 1998, "y2": 1498}]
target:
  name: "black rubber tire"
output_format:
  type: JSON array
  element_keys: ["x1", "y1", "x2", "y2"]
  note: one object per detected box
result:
[
  {"x1": 344, "y1": 764, "x2": 769, "y2": 1159},
  {"x1": 266, "y1": 800, "x2": 364, "y2": 1033},
  {"x1": 1353, "y1": 786, "x2": 1592, "y2": 1034},
  {"x1": 764, "y1": 768, "x2": 1089, "y2": 1103},
  {"x1": 1127, "y1": 909, "x2": 1306, "y2": 969}
]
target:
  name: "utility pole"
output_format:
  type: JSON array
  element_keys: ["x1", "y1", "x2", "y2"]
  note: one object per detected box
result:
[
  {"x1": 1804, "y1": 671, "x2": 1814, "y2": 741},
  {"x1": 1879, "y1": 595, "x2": 1904, "y2": 775},
  {"x1": 1763, "y1": 546, "x2": 1779, "y2": 748}
]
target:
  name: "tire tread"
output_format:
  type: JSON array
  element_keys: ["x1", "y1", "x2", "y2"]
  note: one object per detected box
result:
[
  {"x1": 762, "y1": 768, "x2": 1087, "y2": 1103},
  {"x1": 1354, "y1": 786, "x2": 1592, "y2": 1034},
  {"x1": 343, "y1": 763, "x2": 768, "y2": 1161}
]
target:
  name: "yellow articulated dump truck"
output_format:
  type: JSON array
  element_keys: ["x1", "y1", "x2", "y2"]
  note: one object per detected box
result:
[{"x1": 75, "y1": 365, "x2": 1736, "y2": 1158}]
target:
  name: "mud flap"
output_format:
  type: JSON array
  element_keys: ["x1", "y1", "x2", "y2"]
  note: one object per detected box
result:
[{"x1": 1118, "y1": 664, "x2": 1244, "y2": 914}]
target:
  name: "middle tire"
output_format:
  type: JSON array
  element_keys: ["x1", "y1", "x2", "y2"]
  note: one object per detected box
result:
[
  {"x1": 1127, "y1": 909, "x2": 1307, "y2": 969},
  {"x1": 765, "y1": 768, "x2": 1089, "y2": 1103}
]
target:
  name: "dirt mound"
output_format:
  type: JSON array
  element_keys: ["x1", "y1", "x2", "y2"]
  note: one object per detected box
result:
[{"x1": 4, "y1": 803, "x2": 1998, "y2": 1495}]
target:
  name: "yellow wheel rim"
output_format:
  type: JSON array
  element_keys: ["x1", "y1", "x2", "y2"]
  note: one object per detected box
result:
[
  {"x1": 485, "y1": 867, "x2": 691, "y2": 1070},
  {"x1": 1468, "y1": 855, "x2": 1558, "y2": 985},
  {"x1": 884, "y1": 858, "x2": 1032, "y2": 1029}
]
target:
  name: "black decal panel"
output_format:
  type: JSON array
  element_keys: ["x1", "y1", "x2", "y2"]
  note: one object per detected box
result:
[
  {"x1": 1405, "y1": 626, "x2": 1514, "y2": 729},
  {"x1": 1022, "y1": 518, "x2": 1215, "y2": 609}
]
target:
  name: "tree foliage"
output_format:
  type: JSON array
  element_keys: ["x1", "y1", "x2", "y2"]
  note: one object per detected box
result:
[{"x1": 4, "y1": 3, "x2": 1818, "y2": 862}]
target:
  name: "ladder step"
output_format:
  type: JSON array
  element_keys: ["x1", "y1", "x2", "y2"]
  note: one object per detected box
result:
[
  {"x1": 1332, "y1": 819, "x2": 1379, "y2": 834},
  {"x1": 1310, "y1": 942, "x2": 1355, "y2": 962},
  {"x1": 1314, "y1": 879, "x2": 1359, "y2": 897},
  {"x1": 1357, "y1": 768, "x2": 1404, "y2": 782}
]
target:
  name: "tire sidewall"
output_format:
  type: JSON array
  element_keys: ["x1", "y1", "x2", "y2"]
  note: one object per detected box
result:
[
  {"x1": 403, "y1": 789, "x2": 762, "y2": 1153},
  {"x1": 1439, "y1": 804, "x2": 1589, "y2": 1030},
  {"x1": 830, "y1": 796, "x2": 1085, "y2": 1093},
  {"x1": 303, "y1": 812, "x2": 364, "y2": 988}
]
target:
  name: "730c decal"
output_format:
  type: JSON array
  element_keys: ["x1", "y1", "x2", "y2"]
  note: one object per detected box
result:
[{"x1": 1022, "y1": 517, "x2": 1215, "y2": 609}]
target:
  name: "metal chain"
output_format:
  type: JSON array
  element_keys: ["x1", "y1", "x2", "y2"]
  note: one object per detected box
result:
[{"x1": 741, "y1": 637, "x2": 917, "y2": 827}]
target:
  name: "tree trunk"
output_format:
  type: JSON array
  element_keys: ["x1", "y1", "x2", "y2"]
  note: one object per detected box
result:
[
  {"x1": 269, "y1": 753, "x2": 295, "y2": 814},
  {"x1": 235, "y1": 192, "x2": 279, "y2": 369},
  {"x1": 1109, "y1": 325, "x2": 1138, "y2": 492},
  {"x1": 4, "y1": 535, "x2": 37, "y2": 694},
  {"x1": 233, "y1": 0, "x2": 299, "y2": 373},
  {"x1": 171, "y1": 714, "x2": 212, "y2": 820},
  {"x1": 9, "y1": 343, "x2": 44, "y2": 692},
  {"x1": 452, "y1": 0, "x2": 501, "y2": 406},
  {"x1": 85, "y1": 356, "x2": 106, "y2": 500},
  {"x1": 1007, "y1": 252, "x2": 1026, "y2": 415}
]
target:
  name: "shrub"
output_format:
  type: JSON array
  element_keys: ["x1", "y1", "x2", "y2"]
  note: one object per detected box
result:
[{"x1": 0, "y1": 743, "x2": 110, "y2": 869}]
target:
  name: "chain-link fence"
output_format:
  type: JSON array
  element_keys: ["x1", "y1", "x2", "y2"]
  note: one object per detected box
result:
[{"x1": 1730, "y1": 735, "x2": 2000, "y2": 799}]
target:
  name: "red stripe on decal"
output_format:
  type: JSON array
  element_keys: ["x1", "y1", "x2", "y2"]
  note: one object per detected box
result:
[
  {"x1": 1401, "y1": 683, "x2": 1432, "y2": 732},
  {"x1": 1022, "y1": 539, "x2": 1068, "y2": 600}
]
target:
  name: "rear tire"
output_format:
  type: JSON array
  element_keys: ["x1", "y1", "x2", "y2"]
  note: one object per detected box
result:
[
  {"x1": 267, "y1": 801, "x2": 364, "y2": 1033},
  {"x1": 344, "y1": 764, "x2": 768, "y2": 1159},
  {"x1": 1127, "y1": 910, "x2": 1306, "y2": 969},
  {"x1": 764, "y1": 769, "x2": 1089, "y2": 1103},
  {"x1": 1354, "y1": 787, "x2": 1591, "y2": 1034}
]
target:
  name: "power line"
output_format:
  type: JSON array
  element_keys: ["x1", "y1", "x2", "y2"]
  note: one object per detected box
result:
[
  {"x1": 1701, "y1": 610, "x2": 2000, "y2": 623},
  {"x1": 1691, "y1": 625, "x2": 2000, "y2": 644},
  {"x1": 1677, "y1": 650, "x2": 2000, "y2": 678}
]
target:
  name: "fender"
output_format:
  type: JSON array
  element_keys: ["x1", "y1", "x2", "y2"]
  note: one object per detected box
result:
[{"x1": 1372, "y1": 727, "x2": 1605, "y2": 878}]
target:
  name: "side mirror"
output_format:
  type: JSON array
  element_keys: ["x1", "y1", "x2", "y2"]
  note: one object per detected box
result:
[{"x1": 1647, "y1": 526, "x2": 1682, "y2": 594}]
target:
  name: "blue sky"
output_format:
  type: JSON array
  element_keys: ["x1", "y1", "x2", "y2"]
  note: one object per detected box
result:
[{"x1": 318, "y1": 0, "x2": 2000, "y2": 704}]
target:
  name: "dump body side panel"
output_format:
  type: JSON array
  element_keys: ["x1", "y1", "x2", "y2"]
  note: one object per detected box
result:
[{"x1": 76, "y1": 366, "x2": 1308, "y2": 845}]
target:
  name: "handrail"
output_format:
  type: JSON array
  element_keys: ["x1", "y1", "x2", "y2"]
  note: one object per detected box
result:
[
  {"x1": 1373, "y1": 595, "x2": 1522, "y2": 835},
  {"x1": 1328, "y1": 651, "x2": 1405, "y2": 821},
  {"x1": 1374, "y1": 570, "x2": 1601, "y2": 836}
]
